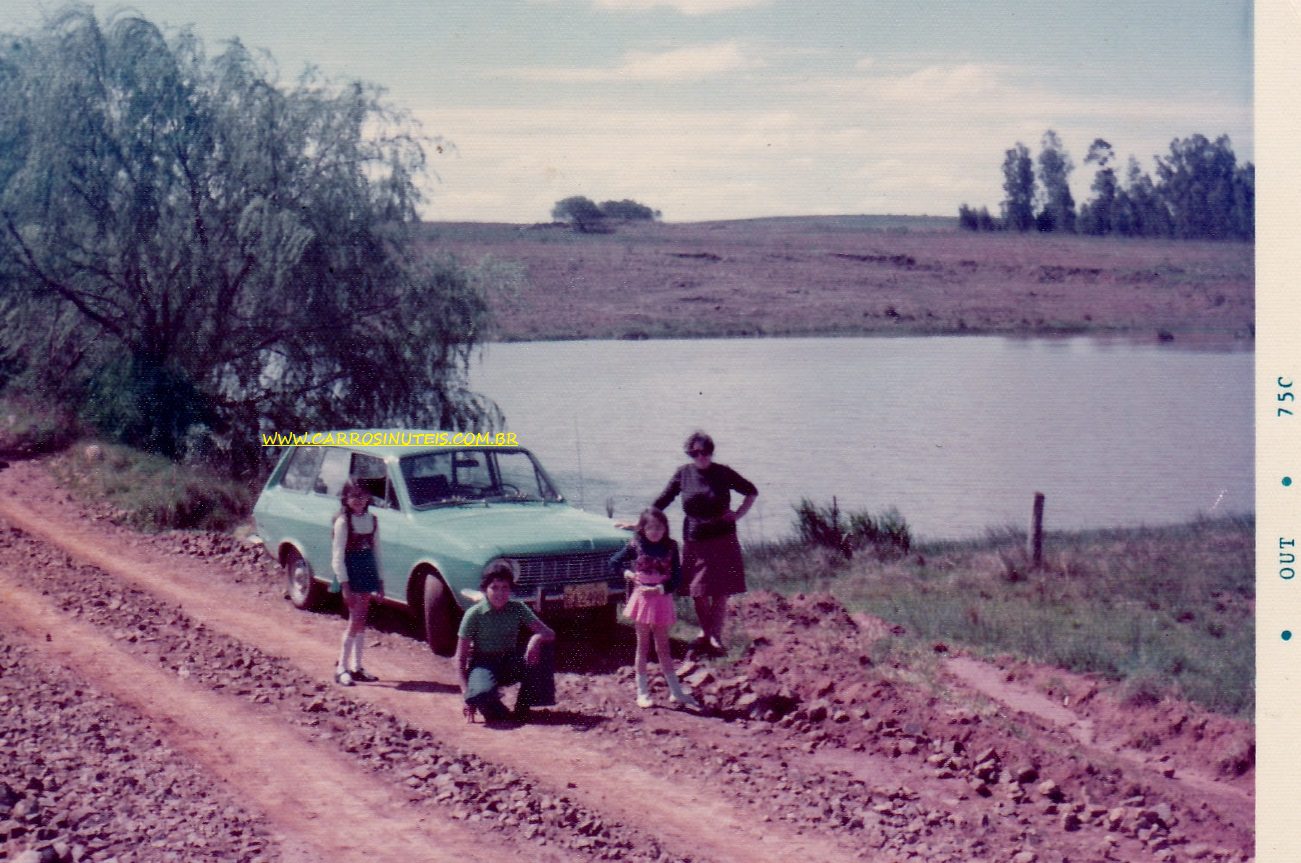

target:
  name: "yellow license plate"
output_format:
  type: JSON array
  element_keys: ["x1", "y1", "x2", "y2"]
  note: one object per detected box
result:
[{"x1": 562, "y1": 582, "x2": 607, "y2": 609}]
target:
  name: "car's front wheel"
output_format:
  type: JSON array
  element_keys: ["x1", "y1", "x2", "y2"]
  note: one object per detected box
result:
[
  {"x1": 285, "y1": 548, "x2": 328, "y2": 610},
  {"x1": 421, "y1": 571, "x2": 458, "y2": 657}
]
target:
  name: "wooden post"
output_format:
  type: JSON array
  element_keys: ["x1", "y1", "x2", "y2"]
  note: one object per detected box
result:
[{"x1": 1029, "y1": 492, "x2": 1045, "y2": 569}]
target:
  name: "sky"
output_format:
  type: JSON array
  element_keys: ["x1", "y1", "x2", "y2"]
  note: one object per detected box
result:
[{"x1": 0, "y1": 0, "x2": 1254, "y2": 223}]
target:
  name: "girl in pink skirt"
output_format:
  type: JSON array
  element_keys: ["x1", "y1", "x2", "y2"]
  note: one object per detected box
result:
[{"x1": 609, "y1": 508, "x2": 701, "y2": 710}]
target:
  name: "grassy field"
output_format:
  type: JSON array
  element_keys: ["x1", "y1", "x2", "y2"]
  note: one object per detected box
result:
[
  {"x1": 46, "y1": 441, "x2": 253, "y2": 532},
  {"x1": 744, "y1": 515, "x2": 1255, "y2": 718},
  {"x1": 419, "y1": 217, "x2": 1254, "y2": 343}
]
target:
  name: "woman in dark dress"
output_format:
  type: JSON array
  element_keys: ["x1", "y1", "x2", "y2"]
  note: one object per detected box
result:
[{"x1": 653, "y1": 431, "x2": 757, "y2": 655}]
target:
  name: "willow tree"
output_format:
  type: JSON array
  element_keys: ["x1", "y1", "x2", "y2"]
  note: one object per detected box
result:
[{"x1": 0, "y1": 6, "x2": 495, "y2": 471}]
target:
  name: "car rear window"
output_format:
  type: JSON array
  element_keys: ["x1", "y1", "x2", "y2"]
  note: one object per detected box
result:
[{"x1": 279, "y1": 448, "x2": 325, "y2": 492}]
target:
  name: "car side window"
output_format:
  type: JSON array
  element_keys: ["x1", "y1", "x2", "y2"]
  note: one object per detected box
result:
[
  {"x1": 314, "y1": 447, "x2": 351, "y2": 497},
  {"x1": 402, "y1": 452, "x2": 454, "y2": 506},
  {"x1": 351, "y1": 452, "x2": 395, "y2": 510},
  {"x1": 280, "y1": 447, "x2": 325, "y2": 492}
]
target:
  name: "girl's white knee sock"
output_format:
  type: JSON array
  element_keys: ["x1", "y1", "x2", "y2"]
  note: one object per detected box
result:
[{"x1": 338, "y1": 632, "x2": 355, "y2": 671}]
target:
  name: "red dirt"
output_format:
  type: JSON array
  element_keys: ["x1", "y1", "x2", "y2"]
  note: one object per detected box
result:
[{"x1": 0, "y1": 457, "x2": 1254, "y2": 863}]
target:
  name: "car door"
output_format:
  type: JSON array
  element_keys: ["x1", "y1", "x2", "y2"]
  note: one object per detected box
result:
[
  {"x1": 257, "y1": 446, "x2": 328, "y2": 566},
  {"x1": 348, "y1": 451, "x2": 406, "y2": 601},
  {"x1": 298, "y1": 446, "x2": 352, "y2": 581}
]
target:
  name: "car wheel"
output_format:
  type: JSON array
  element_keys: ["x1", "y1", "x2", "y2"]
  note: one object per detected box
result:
[
  {"x1": 285, "y1": 548, "x2": 328, "y2": 610},
  {"x1": 587, "y1": 601, "x2": 620, "y2": 635},
  {"x1": 422, "y1": 571, "x2": 458, "y2": 657}
]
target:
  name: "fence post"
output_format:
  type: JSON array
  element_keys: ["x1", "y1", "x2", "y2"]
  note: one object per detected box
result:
[{"x1": 1028, "y1": 492, "x2": 1045, "y2": 569}]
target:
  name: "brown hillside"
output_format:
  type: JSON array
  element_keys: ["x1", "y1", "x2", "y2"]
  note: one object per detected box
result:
[{"x1": 419, "y1": 217, "x2": 1254, "y2": 343}]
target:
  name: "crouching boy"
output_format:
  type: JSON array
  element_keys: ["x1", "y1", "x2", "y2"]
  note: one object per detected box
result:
[{"x1": 456, "y1": 562, "x2": 556, "y2": 722}]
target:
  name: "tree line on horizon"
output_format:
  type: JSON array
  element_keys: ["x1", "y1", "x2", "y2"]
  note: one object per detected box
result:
[{"x1": 958, "y1": 131, "x2": 1254, "y2": 242}]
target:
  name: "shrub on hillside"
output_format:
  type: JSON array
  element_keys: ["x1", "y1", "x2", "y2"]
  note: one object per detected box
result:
[{"x1": 794, "y1": 497, "x2": 911, "y2": 560}]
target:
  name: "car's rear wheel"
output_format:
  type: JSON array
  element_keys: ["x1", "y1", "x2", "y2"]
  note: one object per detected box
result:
[
  {"x1": 285, "y1": 548, "x2": 328, "y2": 610},
  {"x1": 421, "y1": 571, "x2": 458, "y2": 657}
]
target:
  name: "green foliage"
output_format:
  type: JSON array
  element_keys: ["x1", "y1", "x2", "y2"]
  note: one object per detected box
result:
[
  {"x1": 551, "y1": 196, "x2": 608, "y2": 232},
  {"x1": 80, "y1": 355, "x2": 212, "y2": 458},
  {"x1": 1035, "y1": 130, "x2": 1075, "y2": 233},
  {"x1": 793, "y1": 497, "x2": 911, "y2": 560},
  {"x1": 598, "y1": 199, "x2": 660, "y2": 221},
  {"x1": 551, "y1": 196, "x2": 661, "y2": 231},
  {"x1": 984, "y1": 130, "x2": 1252, "y2": 242},
  {"x1": 1155, "y1": 134, "x2": 1253, "y2": 241},
  {"x1": 957, "y1": 204, "x2": 999, "y2": 232},
  {"x1": 0, "y1": 395, "x2": 81, "y2": 453},
  {"x1": 1078, "y1": 139, "x2": 1118, "y2": 236},
  {"x1": 49, "y1": 441, "x2": 254, "y2": 530},
  {"x1": 1114, "y1": 156, "x2": 1173, "y2": 238},
  {"x1": 1000, "y1": 143, "x2": 1035, "y2": 231},
  {"x1": 0, "y1": 6, "x2": 496, "y2": 474}
]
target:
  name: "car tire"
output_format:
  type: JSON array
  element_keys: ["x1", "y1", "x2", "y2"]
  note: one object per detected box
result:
[
  {"x1": 422, "y1": 571, "x2": 458, "y2": 657},
  {"x1": 592, "y1": 601, "x2": 620, "y2": 631},
  {"x1": 285, "y1": 548, "x2": 328, "y2": 610}
]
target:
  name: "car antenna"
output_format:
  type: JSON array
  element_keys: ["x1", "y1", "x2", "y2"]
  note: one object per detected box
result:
[{"x1": 573, "y1": 416, "x2": 585, "y2": 509}]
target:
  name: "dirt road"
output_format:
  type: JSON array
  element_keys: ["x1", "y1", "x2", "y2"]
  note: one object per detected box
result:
[{"x1": 0, "y1": 459, "x2": 1254, "y2": 862}]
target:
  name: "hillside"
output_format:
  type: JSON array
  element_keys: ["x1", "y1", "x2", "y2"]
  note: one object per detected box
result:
[{"x1": 418, "y1": 217, "x2": 1254, "y2": 343}]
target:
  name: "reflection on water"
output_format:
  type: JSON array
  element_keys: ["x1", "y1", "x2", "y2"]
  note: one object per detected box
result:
[{"x1": 470, "y1": 336, "x2": 1252, "y2": 542}]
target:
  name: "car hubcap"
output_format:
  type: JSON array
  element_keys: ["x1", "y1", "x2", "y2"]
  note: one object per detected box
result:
[{"x1": 290, "y1": 560, "x2": 310, "y2": 601}]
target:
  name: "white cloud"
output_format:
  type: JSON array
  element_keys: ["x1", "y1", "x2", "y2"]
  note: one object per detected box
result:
[
  {"x1": 414, "y1": 49, "x2": 1251, "y2": 223},
  {"x1": 621, "y1": 40, "x2": 764, "y2": 79},
  {"x1": 590, "y1": 0, "x2": 770, "y2": 14},
  {"x1": 501, "y1": 40, "x2": 763, "y2": 82}
]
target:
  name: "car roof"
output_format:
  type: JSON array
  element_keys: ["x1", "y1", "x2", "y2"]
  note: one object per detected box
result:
[{"x1": 286, "y1": 429, "x2": 514, "y2": 460}]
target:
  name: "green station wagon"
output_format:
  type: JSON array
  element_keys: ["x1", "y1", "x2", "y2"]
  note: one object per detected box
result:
[{"x1": 252, "y1": 431, "x2": 631, "y2": 654}]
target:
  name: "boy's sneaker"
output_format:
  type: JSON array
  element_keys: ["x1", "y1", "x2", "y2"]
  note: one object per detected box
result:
[
  {"x1": 636, "y1": 692, "x2": 654, "y2": 709},
  {"x1": 350, "y1": 668, "x2": 379, "y2": 683},
  {"x1": 476, "y1": 699, "x2": 511, "y2": 724}
]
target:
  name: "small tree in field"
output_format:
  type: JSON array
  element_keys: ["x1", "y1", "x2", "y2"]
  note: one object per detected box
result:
[
  {"x1": 551, "y1": 196, "x2": 608, "y2": 232},
  {"x1": 0, "y1": 7, "x2": 497, "y2": 472}
]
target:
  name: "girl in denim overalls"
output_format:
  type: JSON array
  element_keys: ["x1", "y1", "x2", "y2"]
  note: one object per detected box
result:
[{"x1": 332, "y1": 480, "x2": 384, "y2": 685}]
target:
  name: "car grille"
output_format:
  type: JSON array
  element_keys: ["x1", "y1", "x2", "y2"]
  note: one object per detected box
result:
[{"x1": 512, "y1": 552, "x2": 613, "y2": 590}]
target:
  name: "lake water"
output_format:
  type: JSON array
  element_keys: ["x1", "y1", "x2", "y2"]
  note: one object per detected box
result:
[{"x1": 469, "y1": 336, "x2": 1253, "y2": 543}]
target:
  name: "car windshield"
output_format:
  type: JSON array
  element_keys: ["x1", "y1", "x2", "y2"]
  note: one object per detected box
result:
[{"x1": 400, "y1": 449, "x2": 563, "y2": 508}]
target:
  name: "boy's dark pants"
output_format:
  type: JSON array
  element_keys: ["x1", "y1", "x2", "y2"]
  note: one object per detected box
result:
[{"x1": 464, "y1": 645, "x2": 555, "y2": 718}]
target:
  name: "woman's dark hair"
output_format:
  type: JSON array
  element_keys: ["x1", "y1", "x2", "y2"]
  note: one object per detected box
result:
[
  {"x1": 635, "y1": 507, "x2": 670, "y2": 543},
  {"x1": 479, "y1": 560, "x2": 517, "y2": 591},
  {"x1": 683, "y1": 430, "x2": 714, "y2": 456}
]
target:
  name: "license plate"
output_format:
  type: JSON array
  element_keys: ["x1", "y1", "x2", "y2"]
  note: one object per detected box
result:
[{"x1": 562, "y1": 582, "x2": 607, "y2": 609}]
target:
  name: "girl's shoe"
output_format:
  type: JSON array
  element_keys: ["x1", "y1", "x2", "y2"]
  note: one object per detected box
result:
[
  {"x1": 334, "y1": 669, "x2": 354, "y2": 687},
  {"x1": 463, "y1": 703, "x2": 478, "y2": 723},
  {"x1": 636, "y1": 692, "x2": 654, "y2": 709},
  {"x1": 350, "y1": 668, "x2": 379, "y2": 683}
]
